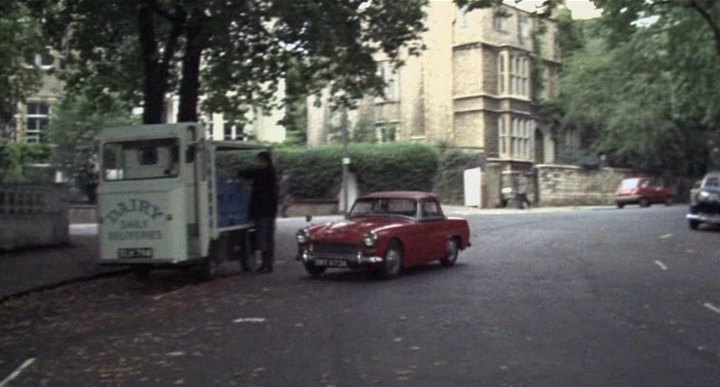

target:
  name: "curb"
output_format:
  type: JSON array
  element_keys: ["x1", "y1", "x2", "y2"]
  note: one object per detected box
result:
[
  {"x1": 442, "y1": 205, "x2": 616, "y2": 216},
  {"x1": 0, "y1": 268, "x2": 130, "y2": 305}
]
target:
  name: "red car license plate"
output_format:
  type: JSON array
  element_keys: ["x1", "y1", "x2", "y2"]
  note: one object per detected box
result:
[{"x1": 315, "y1": 258, "x2": 348, "y2": 268}]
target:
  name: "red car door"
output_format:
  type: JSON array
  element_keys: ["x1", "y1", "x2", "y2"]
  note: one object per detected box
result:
[
  {"x1": 649, "y1": 179, "x2": 669, "y2": 203},
  {"x1": 637, "y1": 178, "x2": 650, "y2": 199},
  {"x1": 418, "y1": 199, "x2": 447, "y2": 262}
]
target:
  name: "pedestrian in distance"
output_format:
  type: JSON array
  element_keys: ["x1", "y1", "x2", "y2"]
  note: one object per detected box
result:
[
  {"x1": 278, "y1": 171, "x2": 294, "y2": 218},
  {"x1": 238, "y1": 151, "x2": 279, "y2": 274},
  {"x1": 515, "y1": 172, "x2": 531, "y2": 210}
]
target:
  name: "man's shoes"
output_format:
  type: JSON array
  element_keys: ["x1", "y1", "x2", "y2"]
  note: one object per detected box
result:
[{"x1": 256, "y1": 267, "x2": 273, "y2": 274}]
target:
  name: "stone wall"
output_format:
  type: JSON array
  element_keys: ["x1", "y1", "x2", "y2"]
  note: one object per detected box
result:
[
  {"x1": 0, "y1": 184, "x2": 69, "y2": 250},
  {"x1": 536, "y1": 165, "x2": 636, "y2": 206}
]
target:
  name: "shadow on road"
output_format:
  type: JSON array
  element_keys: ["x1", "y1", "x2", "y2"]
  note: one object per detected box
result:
[
  {"x1": 303, "y1": 262, "x2": 467, "y2": 283},
  {"x1": 694, "y1": 223, "x2": 720, "y2": 232}
]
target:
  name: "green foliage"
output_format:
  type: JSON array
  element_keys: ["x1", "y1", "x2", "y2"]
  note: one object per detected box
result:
[
  {"x1": 556, "y1": 9, "x2": 585, "y2": 57},
  {"x1": 349, "y1": 143, "x2": 439, "y2": 194},
  {"x1": 352, "y1": 116, "x2": 377, "y2": 143},
  {"x1": 48, "y1": 92, "x2": 136, "y2": 186},
  {"x1": 530, "y1": 14, "x2": 547, "y2": 102},
  {"x1": 0, "y1": 142, "x2": 53, "y2": 183},
  {"x1": 280, "y1": 62, "x2": 308, "y2": 146},
  {"x1": 33, "y1": 0, "x2": 428, "y2": 123},
  {"x1": 433, "y1": 148, "x2": 484, "y2": 205},
  {"x1": 218, "y1": 143, "x2": 440, "y2": 199},
  {"x1": 0, "y1": 2, "x2": 43, "y2": 133},
  {"x1": 556, "y1": 5, "x2": 720, "y2": 175},
  {"x1": 277, "y1": 147, "x2": 344, "y2": 199},
  {"x1": 594, "y1": 0, "x2": 720, "y2": 56}
]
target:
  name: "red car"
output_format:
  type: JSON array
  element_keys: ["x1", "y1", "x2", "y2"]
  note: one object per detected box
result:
[
  {"x1": 296, "y1": 191, "x2": 471, "y2": 278},
  {"x1": 614, "y1": 177, "x2": 673, "y2": 208}
]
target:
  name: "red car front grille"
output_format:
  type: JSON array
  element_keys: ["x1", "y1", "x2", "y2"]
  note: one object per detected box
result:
[{"x1": 312, "y1": 243, "x2": 362, "y2": 259}]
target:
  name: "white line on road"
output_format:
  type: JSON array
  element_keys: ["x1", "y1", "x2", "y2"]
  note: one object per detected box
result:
[
  {"x1": 654, "y1": 260, "x2": 668, "y2": 271},
  {"x1": 658, "y1": 233, "x2": 672, "y2": 239},
  {"x1": 0, "y1": 358, "x2": 36, "y2": 387},
  {"x1": 152, "y1": 287, "x2": 189, "y2": 301},
  {"x1": 233, "y1": 317, "x2": 267, "y2": 323},
  {"x1": 703, "y1": 303, "x2": 720, "y2": 315}
]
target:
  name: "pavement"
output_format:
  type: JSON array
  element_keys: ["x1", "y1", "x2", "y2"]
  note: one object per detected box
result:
[
  {"x1": 1, "y1": 205, "x2": 719, "y2": 386},
  {"x1": 0, "y1": 224, "x2": 122, "y2": 301}
]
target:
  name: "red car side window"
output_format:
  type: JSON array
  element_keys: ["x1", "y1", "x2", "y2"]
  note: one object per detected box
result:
[{"x1": 421, "y1": 200, "x2": 442, "y2": 219}]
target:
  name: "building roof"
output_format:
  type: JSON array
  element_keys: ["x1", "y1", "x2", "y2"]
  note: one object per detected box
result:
[{"x1": 360, "y1": 191, "x2": 439, "y2": 201}]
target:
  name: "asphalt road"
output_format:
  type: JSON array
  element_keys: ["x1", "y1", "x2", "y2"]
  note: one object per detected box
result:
[{"x1": 0, "y1": 206, "x2": 718, "y2": 386}]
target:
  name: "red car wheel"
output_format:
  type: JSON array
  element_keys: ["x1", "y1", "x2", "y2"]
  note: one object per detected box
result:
[
  {"x1": 380, "y1": 241, "x2": 403, "y2": 279},
  {"x1": 440, "y1": 238, "x2": 459, "y2": 267}
]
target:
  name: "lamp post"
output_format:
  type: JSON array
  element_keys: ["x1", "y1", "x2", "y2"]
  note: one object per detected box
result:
[{"x1": 340, "y1": 108, "x2": 350, "y2": 214}]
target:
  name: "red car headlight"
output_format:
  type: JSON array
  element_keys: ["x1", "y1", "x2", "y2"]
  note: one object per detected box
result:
[
  {"x1": 296, "y1": 229, "x2": 310, "y2": 244},
  {"x1": 362, "y1": 232, "x2": 377, "y2": 247}
]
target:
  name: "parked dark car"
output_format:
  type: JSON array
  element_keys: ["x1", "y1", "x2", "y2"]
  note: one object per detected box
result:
[
  {"x1": 687, "y1": 172, "x2": 720, "y2": 230},
  {"x1": 614, "y1": 177, "x2": 673, "y2": 208}
]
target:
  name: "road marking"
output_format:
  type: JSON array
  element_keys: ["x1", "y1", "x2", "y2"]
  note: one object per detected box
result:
[
  {"x1": 0, "y1": 358, "x2": 36, "y2": 387},
  {"x1": 658, "y1": 233, "x2": 672, "y2": 239},
  {"x1": 703, "y1": 303, "x2": 720, "y2": 315},
  {"x1": 152, "y1": 287, "x2": 188, "y2": 301},
  {"x1": 233, "y1": 317, "x2": 267, "y2": 323},
  {"x1": 654, "y1": 260, "x2": 668, "y2": 271}
]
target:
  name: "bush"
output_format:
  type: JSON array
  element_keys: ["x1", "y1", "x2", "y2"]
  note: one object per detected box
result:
[
  {"x1": 350, "y1": 143, "x2": 439, "y2": 194},
  {"x1": 433, "y1": 148, "x2": 484, "y2": 205},
  {"x1": 0, "y1": 142, "x2": 53, "y2": 183},
  {"x1": 277, "y1": 146, "x2": 344, "y2": 199},
  {"x1": 218, "y1": 143, "x2": 441, "y2": 199}
]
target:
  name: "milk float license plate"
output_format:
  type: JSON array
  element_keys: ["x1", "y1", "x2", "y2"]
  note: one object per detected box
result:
[
  {"x1": 118, "y1": 248, "x2": 154, "y2": 259},
  {"x1": 314, "y1": 258, "x2": 348, "y2": 268}
]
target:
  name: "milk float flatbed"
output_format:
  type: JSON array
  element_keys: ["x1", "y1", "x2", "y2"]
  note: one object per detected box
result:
[{"x1": 97, "y1": 123, "x2": 266, "y2": 280}]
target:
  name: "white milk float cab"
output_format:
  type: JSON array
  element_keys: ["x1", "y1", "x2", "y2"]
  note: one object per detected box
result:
[{"x1": 97, "y1": 123, "x2": 267, "y2": 280}]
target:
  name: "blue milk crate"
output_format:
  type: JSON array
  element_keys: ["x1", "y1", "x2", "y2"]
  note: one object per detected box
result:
[{"x1": 217, "y1": 178, "x2": 252, "y2": 227}]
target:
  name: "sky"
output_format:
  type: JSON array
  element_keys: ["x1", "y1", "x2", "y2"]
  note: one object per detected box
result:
[{"x1": 510, "y1": 0, "x2": 602, "y2": 20}]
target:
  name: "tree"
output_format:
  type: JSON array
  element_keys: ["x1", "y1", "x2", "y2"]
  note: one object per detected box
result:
[
  {"x1": 0, "y1": 142, "x2": 53, "y2": 183},
  {"x1": 556, "y1": 9, "x2": 720, "y2": 175},
  {"x1": 48, "y1": 91, "x2": 136, "y2": 201},
  {"x1": 31, "y1": 0, "x2": 427, "y2": 125},
  {"x1": 352, "y1": 116, "x2": 377, "y2": 143},
  {"x1": 593, "y1": 0, "x2": 720, "y2": 57},
  {"x1": 0, "y1": 2, "x2": 44, "y2": 138}
]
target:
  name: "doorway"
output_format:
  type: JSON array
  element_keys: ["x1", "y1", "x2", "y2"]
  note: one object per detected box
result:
[{"x1": 534, "y1": 129, "x2": 544, "y2": 164}]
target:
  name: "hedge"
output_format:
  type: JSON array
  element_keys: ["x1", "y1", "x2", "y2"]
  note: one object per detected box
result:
[
  {"x1": 433, "y1": 148, "x2": 484, "y2": 205},
  {"x1": 217, "y1": 143, "x2": 440, "y2": 199}
]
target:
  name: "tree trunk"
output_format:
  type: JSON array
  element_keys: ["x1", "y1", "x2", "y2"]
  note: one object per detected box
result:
[
  {"x1": 177, "y1": 14, "x2": 205, "y2": 122},
  {"x1": 137, "y1": 1, "x2": 165, "y2": 124}
]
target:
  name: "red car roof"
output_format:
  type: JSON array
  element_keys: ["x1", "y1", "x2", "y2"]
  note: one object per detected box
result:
[{"x1": 359, "y1": 191, "x2": 439, "y2": 201}]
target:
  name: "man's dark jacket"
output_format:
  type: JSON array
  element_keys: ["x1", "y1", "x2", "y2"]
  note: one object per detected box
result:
[{"x1": 238, "y1": 167, "x2": 278, "y2": 219}]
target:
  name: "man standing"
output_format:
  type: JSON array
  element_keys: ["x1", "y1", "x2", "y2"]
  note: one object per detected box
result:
[
  {"x1": 238, "y1": 151, "x2": 278, "y2": 274},
  {"x1": 515, "y1": 172, "x2": 531, "y2": 210},
  {"x1": 278, "y1": 171, "x2": 294, "y2": 218}
]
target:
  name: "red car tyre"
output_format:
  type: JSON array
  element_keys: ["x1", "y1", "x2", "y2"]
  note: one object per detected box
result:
[
  {"x1": 379, "y1": 240, "x2": 403, "y2": 279},
  {"x1": 440, "y1": 238, "x2": 459, "y2": 267}
]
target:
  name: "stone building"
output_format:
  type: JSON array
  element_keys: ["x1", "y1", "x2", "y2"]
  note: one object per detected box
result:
[
  {"x1": 307, "y1": 1, "x2": 562, "y2": 169},
  {"x1": 10, "y1": 51, "x2": 286, "y2": 144},
  {"x1": 10, "y1": 50, "x2": 62, "y2": 143}
]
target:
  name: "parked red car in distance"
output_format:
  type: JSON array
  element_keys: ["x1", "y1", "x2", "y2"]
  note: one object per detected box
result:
[
  {"x1": 614, "y1": 178, "x2": 673, "y2": 208},
  {"x1": 296, "y1": 191, "x2": 471, "y2": 279}
]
